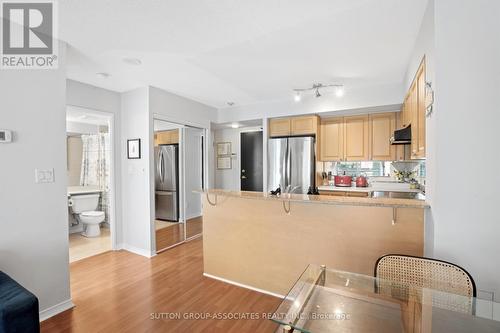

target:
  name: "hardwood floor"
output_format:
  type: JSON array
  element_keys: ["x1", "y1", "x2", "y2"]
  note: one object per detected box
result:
[
  {"x1": 186, "y1": 216, "x2": 203, "y2": 239},
  {"x1": 155, "y1": 222, "x2": 185, "y2": 251},
  {"x1": 41, "y1": 238, "x2": 280, "y2": 333},
  {"x1": 155, "y1": 216, "x2": 203, "y2": 251}
]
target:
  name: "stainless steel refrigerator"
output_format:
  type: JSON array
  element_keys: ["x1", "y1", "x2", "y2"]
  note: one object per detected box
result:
[
  {"x1": 155, "y1": 144, "x2": 179, "y2": 221},
  {"x1": 267, "y1": 136, "x2": 315, "y2": 194}
]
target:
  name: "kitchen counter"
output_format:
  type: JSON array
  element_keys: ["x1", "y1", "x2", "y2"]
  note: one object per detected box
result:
[
  {"x1": 200, "y1": 189, "x2": 429, "y2": 209},
  {"x1": 201, "y1": 189, "x2": 426, "y2": 296}
]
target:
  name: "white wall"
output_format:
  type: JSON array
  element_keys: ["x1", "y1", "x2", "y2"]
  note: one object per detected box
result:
[
  {"x1": 404, "y1": 0, "x2": 436, "y2": 257},
  {"x1": 0, "y1": 42, "x2": 72, "y2": 317},
  {"x1": 217, "y1": 82, "x2": 404, "y2": 123},
  {"x1": 67, "y1": 79, "x2": 121, "y2": 114},
  {"x1": 117, "y1": 86, "x2": 217, "y2": 255},
  {"x1": 67, "y1": 136, "x2": 83, "y2": 186},
  {"x1": 66, "y1": 121, "x2": 100, "y2": 134},
  {"x1": 214, "y1": 126, "x2": 263, "y2": 191},
  {"x1": 149, "y1": 86, "x2": 217, "y2": 129},
  {"x1": 429, "y1": 0, "x2": 500, "y2": 300},
  {"x1": 120, "y1": 88, "x2": 154, "y2": 257},
  {"x1": 66, "y1": 80, "x2": 123, "y2": 247},
  {"x1": 149, "y1": 86, "x2": 218, "y2": 191}
]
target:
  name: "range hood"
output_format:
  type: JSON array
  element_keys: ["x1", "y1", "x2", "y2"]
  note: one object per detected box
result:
[{"x1": 390, "y1": 125, "x2": 411, "y2": 145}]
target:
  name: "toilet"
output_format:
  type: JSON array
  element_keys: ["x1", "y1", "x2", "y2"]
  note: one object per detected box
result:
[{"x1": 69, "y1": 193, "x2": 105, "y2": 237}]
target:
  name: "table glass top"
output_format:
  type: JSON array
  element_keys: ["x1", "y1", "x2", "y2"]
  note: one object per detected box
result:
[{"x1": 271, "y1": 265, "x2": 500, "y2": 333}]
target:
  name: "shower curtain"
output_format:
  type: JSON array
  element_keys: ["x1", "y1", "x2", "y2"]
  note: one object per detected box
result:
[{"x1": 80, "y1": 133, "x2": 111, "y2": 222}]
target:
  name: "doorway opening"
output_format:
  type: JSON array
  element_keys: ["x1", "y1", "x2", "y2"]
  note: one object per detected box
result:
[
  {"x1": 66, "y1": 106, "x2": 115, "y2": 263},
  {"x1": 153, "y1": 119, "x2": 205, "y2": 253},
  {"x1": 240, "y1": 131, "x2": 263, "y2": 191}
]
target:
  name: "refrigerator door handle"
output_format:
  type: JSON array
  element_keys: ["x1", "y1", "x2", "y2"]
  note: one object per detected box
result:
[
  {"x1": 157, "y1": 149, "x2": 163, "y2": 183},
  {"x1": 160, "y1": 150, "x2": 165, "y2": 183}
]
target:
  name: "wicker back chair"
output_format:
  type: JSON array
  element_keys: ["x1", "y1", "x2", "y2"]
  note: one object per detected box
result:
[{"x1": 374, "y1": 254, "x2": 476, "y2": 314}]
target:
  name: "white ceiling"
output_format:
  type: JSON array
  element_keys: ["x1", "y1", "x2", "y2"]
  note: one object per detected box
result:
[{"x1": 60, "y1": 0, "x2": 428, "y2": 109}]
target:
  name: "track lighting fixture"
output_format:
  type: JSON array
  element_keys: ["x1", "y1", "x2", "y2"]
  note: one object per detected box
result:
[
  {"x1": 315, "y1": 88, "x2": 321, "y2": 98},
  {"x1": 293, "y1": 83, "x2": 344, "y2": 101}
]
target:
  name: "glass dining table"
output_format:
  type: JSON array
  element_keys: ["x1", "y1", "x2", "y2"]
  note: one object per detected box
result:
[{"x1": 270, "y1": 264, "x2": 500, "y2": 333}]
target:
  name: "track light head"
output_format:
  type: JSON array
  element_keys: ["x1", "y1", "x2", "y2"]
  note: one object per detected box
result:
[
  {"x1": 315, "y1": 88, "x2": 321, "y2": 98},
  {"x1": 294, "y1": 91, "x2": 301, "y2": 102}
]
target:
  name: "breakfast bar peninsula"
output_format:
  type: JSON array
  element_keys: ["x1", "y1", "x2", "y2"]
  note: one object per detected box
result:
[{"x1": 200, "y1": 189, "x2": 429, "y2": 297}]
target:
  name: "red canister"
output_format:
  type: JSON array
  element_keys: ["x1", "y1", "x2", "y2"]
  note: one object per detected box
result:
[
  {"x1": 334, "y1": 175, "x2": 352, "y2": 187},
  {"x1": 356, "y1": 175, "x2": 368, "y2": 187}
]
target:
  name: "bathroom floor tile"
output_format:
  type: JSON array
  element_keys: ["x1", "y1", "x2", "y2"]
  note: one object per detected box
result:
[{"x1": 69, "y1": 227, "x2": 111, "y2": 262}]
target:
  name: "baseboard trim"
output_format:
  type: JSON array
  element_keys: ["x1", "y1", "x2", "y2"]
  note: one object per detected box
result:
[
  {"x1": 39, "y1": 299, "x2": 74, "y2": 322},
  {"x1": 120, "y1": 243, "x2": 153, "y2": 258},
  {"x1": 203, "y1": 273, "x2": 284, "y2": 299}
]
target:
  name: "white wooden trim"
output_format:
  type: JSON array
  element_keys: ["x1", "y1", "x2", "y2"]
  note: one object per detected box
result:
[
  {"x1": 39, "y1": 299, "x2": 74, "y2": 322},
  {"x1": 203, "y1": 273, "x2": 284, "y2": 299},
  {"x1": 120, "y1": 243, "x2": 155, "y2": 258}
]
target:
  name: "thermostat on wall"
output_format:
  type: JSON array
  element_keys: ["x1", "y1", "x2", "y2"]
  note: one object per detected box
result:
[{"x1": 0, "y1": 130, "x2": 13, "y2": 143}]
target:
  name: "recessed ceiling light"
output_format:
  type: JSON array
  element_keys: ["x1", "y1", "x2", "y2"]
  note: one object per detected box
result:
[
  {"x1": 122, "y1": 57, "x2": 142, "y2": 66},
  {"x1": 230, "y1": 123, "x2": 240, "y2": 129},
  {"x1": 96, "y1": 72, "x2": 110, "y2": 79}
]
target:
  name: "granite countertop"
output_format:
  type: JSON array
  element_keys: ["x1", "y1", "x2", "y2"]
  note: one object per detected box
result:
[{"x1": 199, "y1": 189, "x2": 429, "y2": 209}]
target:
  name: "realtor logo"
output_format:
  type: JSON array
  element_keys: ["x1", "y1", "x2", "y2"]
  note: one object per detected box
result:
[{"x1": 1, "y1": 0, "x2": 58, "y2": 69}]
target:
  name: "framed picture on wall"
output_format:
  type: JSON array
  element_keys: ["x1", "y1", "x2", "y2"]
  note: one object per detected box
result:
[
  {"x1": 217, "y1": 156, "x2": 232, "y2": 169},
  {"x1": 127, "y1": 139, "x2": 141, "y2": 159},
  {"x1": 217, "y1": 142, "x2": 231, "y2": 156}
]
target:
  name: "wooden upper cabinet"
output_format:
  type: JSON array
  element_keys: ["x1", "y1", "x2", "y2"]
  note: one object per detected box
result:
[
  {"x1": 344, "y1": 115, "x2": 369, "y2": 161},
  {"x1": 155, "y1": 129, "x2": 179, "y2": 146},
  {"x1": 369, "y1": 113, "x2": 396, "y2": 161},
  {"x1": 291, "y1": 116, "x2": 318, "y2": 135},
  {"x1": 416, "y1": 61, "x2": 426, "y2": 158},
  {"x1": 170, "y1": 130, "x2": 179, "y2": 144},
  {"x1": 320, "y1": 118, "x2": 343, "y2": 161},
  {"x1": 401, "y1": 94, "x2": 410, "y2": 129},
  {"x1": 269, "y1": 118, "x2": 291, "y2": 137},
  {"x1": 409, "y1": 80, "x2": 419, "y2": 158}
]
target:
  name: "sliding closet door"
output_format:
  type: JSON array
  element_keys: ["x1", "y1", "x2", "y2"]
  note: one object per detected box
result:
[{"x1": 183, "y1": 126, "x2": 204, "y2": 239}]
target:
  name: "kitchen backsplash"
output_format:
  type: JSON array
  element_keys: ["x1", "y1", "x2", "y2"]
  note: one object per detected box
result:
[{"x1": 322, "y1": 161, "x2": 426, "y2": 186}]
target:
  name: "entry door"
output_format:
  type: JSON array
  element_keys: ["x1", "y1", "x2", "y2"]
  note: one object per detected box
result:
[{"x1": 240, "y1": 131, "x2": 263, "y2": 191}]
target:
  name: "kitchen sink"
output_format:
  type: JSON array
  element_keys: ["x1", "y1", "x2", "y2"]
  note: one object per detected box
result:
[{"x1": 371, "y1": 191, "x2": 426, "y2": 200}]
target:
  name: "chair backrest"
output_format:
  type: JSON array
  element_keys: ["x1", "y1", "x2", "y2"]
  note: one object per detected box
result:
[{"x1": 374, "y1": 254, "x2": 476, "y2": 314}]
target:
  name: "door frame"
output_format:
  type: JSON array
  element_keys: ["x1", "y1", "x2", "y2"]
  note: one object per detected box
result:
[
  {"x1": 66, "y1": 105, "x2": 118, "y2": 251},
  {"x1": 151, "y1": 114, "x2": 208, "y2": 252}
]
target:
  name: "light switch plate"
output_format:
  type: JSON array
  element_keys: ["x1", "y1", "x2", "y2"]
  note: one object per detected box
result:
[{"x1": 35, "y1": 169, "x2": 55, "y2": 183}]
